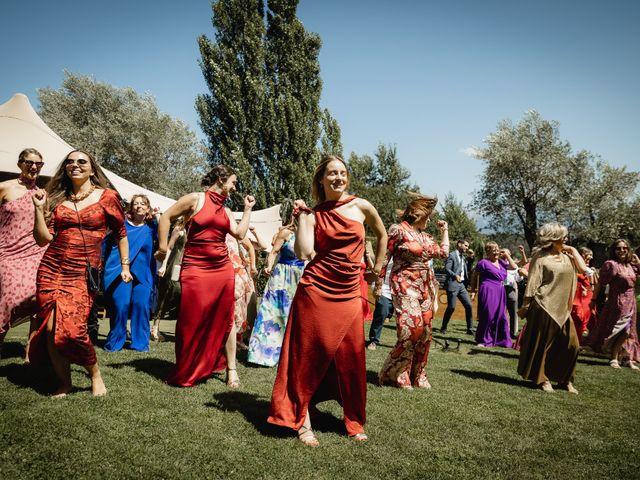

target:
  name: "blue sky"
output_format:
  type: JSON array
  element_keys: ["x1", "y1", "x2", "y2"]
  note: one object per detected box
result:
[{"x1": 2, "y1": 0, "x2": 638, "y2": 206}]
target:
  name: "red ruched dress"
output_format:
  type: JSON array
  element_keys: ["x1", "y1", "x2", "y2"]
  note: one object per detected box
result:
[
  {"x1": 29, "y1": 189, "x2": 126, "y2": 367},
  {"x1": 166, "y1": 191, "x2": 235, "y2": 387},
  {"x1": 268, "y1": 196, "x2": 367, "y2": 436}
]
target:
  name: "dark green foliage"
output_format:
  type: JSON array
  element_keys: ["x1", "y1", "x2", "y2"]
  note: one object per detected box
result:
[
  {"x1": 197, "y1": 0, "x2": 335, "y2": 210},
  {"x1": 348, "y1": 144, "x2": 418, "y2": 228},
  {"x1": 38, "y1": 72, "x2": 209, "y2": 200}
]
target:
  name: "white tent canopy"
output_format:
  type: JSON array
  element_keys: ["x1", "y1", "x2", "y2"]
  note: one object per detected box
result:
[{"x1": 0, "y1": 93, "x2": 282, "y2": 250}]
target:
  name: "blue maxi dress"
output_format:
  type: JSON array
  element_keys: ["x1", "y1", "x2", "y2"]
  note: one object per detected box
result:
[{"x1": 103, "y1": 219, "x2": 157, "y2": 352}]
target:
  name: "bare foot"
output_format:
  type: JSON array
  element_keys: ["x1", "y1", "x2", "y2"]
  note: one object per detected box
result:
[
  {"x1": 51, "y1": 384, "x2": 72, "y2": 399},
  {"x1": 560, "y1": 382, "x2": 579, "y2": 394},
  {"x1": 226, "y1": 368, "x2": 240, "y2": 389},
  {"x1": 539, "y1": 381, "x2": 554, "y2": 393},
  {"x1": 350, "y1": 433, "x2": 368, "y2": 442},
  {"x1": 91, "y1": 376, "x2": 107, "y2": 397}
]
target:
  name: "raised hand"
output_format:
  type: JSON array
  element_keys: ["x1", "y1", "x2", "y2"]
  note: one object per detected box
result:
[
  {"x1": 244, "y1": 195, "x2": 256, "y2": 209},
  {"x1": 437, "y1": 220, "x2": 448, "y2": 233},
  {"x1": 32, "y1": 188, "x2": 47, "y2": 209}
]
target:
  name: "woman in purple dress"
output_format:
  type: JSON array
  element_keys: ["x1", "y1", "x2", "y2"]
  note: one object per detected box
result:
[
  {"x1": 584, "y1": 239, "x2": 640, "y2": 369},
  {"x1": 472, "y1": 241, "x2": 518, "y2": 347}
]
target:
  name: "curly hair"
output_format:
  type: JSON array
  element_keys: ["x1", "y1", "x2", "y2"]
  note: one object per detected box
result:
[
  {"x1": 201, "y1": 164, "x2": 235, "y2": 188},
  {"x1": 127, "y1": 194, "x2": 154, "y2": 222},
  {"x1": 401, "y1": 193, "x2": 438, "y2": 225},
  {"x1": 535, "y1": 222, "x2": 568, "y2": 251}
]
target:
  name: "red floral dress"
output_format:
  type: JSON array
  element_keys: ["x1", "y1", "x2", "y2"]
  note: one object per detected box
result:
[{"x1": 378, "y1": 221, "x2": 448, "y2": 388}]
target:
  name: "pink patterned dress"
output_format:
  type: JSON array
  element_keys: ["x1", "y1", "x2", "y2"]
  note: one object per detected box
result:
[
  {"x1": 226, "y1": 234, "x2": 254, "y2": 339},
  {"x1": 378, "y1": 221, "x2": 449, "y2": 388},
  {"x1": 0, "y1": 189, "x2": 47, "y2": 334}
]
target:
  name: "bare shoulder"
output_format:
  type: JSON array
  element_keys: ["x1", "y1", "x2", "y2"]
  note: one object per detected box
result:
[{"x1": 353, "y1": 197, "x2": 375, "y2": 212}]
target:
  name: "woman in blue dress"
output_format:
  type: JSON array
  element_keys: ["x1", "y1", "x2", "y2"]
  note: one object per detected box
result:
[
  {"x1": 104, "y1": 194, "x2": 157, "y2": 352},
  {"x1": 248, "y1": 221, "x2": 305, "y2": 366}
]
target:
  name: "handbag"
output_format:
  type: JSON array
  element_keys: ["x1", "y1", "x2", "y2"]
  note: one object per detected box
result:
[
  {"x1": 73, "y1": 203, "x2": 103, "y2": 294},
  {"x1": 170, "y1": 264, "x2": 181, "y2": 282}
]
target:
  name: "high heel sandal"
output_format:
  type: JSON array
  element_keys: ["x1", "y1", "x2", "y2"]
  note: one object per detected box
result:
[
  {"x1": 297, "y1": 425, "x2": 319, "y2": 447},
  {"x1": 226, "y1": 368, "x2": 240, "y2": 389}
]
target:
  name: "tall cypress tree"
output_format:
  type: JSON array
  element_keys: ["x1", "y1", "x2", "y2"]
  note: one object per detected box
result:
[
  {"x1": 196, "y1": 0, "x2": 267, "y2": 207},
  {"x1": 261, "y1": 0, "x2": 323, "y2": 206}
]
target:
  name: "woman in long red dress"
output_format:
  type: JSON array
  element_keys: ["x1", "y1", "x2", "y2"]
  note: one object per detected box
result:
[
  {"x1": 570, "y1": 247, "x2": 595, "y2": 343},
  {"x1": 155, "y1": 165, "x2": 255, "y2": 388},
  {"x1": 30, "y1": 150, "x2": 132, "y2": 397},
  {"x1": 268, "y1": 156, "x2": 387, "y2": 446}
]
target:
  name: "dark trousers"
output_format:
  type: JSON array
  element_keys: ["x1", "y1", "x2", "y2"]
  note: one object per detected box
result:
[
  {"x1": 368, "y1": 296, "x2": 393, "y2": 345},
  {"x1": 505, "y1": 285, "x2": 518, "y2": 337},
  {"x1": 440, "y1": 284, "x2": 473, "y2": 331}
]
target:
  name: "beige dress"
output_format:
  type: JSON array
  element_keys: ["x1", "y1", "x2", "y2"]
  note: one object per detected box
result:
[{"x1": 517, "y1": 252, "x2": 579, "y2": 384}]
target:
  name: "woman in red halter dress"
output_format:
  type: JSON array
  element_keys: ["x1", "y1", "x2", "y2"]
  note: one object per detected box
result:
[
  {"x1": 155, "y1": 165, "x2": 255, "y2": 387},
  {"x1": 30, "y1": 150, "x2": 132, "y2": 397},
  {"x1": 268, "y1": 156, "x2": 387, "y2": 446}
]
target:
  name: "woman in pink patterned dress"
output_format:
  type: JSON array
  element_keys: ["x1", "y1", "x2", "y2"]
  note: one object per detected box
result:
[
  {"x1": 0, "y1": 149, "x2": 48, "y2": 357},
  {"x1": 584, "y1": 239, "x2": 640, "y2": 369},
  {"x1": 226, "y1": 233, "x2": 255, "y2": 353},
  {"x1": 378, "y1": 195, "x2": 449, "y2": 390}
]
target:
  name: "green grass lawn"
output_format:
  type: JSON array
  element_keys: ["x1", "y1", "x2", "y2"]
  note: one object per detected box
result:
[{"x1": 1, "y1": 318, "x2": 639, "y2": 480}]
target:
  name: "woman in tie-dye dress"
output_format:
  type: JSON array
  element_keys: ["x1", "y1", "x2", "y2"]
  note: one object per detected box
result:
[{"x1": 248, "y1": 223, "x2": 304, "y2": 367}]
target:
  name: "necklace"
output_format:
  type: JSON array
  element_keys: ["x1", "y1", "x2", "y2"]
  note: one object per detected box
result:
[
  {"x1": 17, "y1": 175, "x2": 36, "y2": 189},
  {"x1": 68, "y1": 184, "x2": 96, "y2": 202}
]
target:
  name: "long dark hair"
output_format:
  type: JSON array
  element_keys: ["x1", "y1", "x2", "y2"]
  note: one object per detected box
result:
[
  {"x1": 311, "y1": 155, "x2": 349, "y2": 204},
  {"x1": 44, "y1": 150, "x2": 110, "y2": 220},
  {"x1": 201, "y1": 164, "x2": 235, "y2": 188}
]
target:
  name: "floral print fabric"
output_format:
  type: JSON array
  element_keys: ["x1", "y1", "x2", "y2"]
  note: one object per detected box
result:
[
  {"x1": 248, "y1": 235, "x2": 304, "y2": 367},
  {"x1": 378, "y1": 221, "x2": 448, "y2": 388}
]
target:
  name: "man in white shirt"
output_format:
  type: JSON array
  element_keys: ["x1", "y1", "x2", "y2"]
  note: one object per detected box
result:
[{"x1": 367, "y1": 257, "x2": 394, "y2": 350}]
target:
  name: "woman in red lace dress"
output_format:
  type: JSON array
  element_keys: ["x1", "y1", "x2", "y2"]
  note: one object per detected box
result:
[
  {"x1": 30, "y1": 150, "x2": 132, "y2": 397},
  {"x1": 268, "y1": 156, "x2": 387, "y2": 446},
  {"x1": 378, "y1": 195, "x2": 449, "y2": 389},
  {"x1": 156, "y1": 165, "x2": 255, "y2": 388}
]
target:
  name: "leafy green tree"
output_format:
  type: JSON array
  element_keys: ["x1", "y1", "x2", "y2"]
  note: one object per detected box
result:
[
  {"x1": 38, "y1": 71, "x2": 207, "y2": 200},
  {"x1": 348, "y1": 144, "x2": 417, "y2": 227},
  {"x1": 196, "y1": 0, "x2": 267, "y2": 207},
  {"x1": 319, "y1": 108, "x2": 343, "y2": 157},
  {"x1": 473, "y1": 110, "x2": 639, "y2": 249},
  {"x1": 197, "y1": 0, "x2": 330, "y2": 209},
  {"x1": 440, "y1": 193, "x2": 481, "y2": 246}
]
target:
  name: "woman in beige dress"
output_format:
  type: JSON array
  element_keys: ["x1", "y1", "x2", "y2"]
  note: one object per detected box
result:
[{"x1": 517, "y1": 223, "x2": 588, "y2": 394}]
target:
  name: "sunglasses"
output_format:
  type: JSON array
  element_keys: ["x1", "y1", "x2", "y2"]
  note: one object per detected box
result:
[
  {"x1": 64, "y1": 158, "x2": 90, "y2": 166},
  {"x1": 19, "y1": 160, "x2": 44, "y2": 168}
]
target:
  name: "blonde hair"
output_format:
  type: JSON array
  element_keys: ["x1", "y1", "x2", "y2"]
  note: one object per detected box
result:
[
  {"x1": 535, "y1": 222, "x2": 568, "y2": 250},
  {"x1": 401, "y1": 193, "x2": 438, "y2": 225},
  {"x1": 484, "y1": 241, "x2": 499, "y2": 255}
]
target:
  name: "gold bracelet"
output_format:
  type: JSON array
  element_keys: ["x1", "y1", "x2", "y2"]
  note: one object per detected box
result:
[{"x1": 120, "y1": 257, "x2": 130, "y2": 266}]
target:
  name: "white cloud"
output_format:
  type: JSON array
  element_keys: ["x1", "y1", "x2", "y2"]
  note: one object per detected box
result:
[{"x1": 460, "y1": 146, "x2": 480, "y2": 158}]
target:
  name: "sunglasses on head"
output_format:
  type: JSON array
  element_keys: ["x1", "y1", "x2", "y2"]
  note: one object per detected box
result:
[
  {"x1": 64, "y1": 158, "x2": 90, "y2": 166},
  {"x1": 19, "y1": 160, "x2": 44, "y2": 168}
]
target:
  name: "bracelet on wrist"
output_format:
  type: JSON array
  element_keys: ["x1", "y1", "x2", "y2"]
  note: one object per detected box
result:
[{"x1": 120, "y1": 257, "x2": 130, "y2": 266}]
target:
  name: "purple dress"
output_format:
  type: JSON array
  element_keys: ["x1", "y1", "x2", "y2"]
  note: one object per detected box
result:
[{"x1": 475, "y1": 259, "x2": 512, "y2": 347}]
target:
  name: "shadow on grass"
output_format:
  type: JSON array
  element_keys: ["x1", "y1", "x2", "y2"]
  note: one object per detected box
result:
[
  {"x1": 467, "y1": 348, "x2": 519, "y2": 360},
  {"x1": 366, "y1": 369, "x2": 380, "y2": 386},
  {"x1": 450, "y1": 368, "x2": 531, "y2": 389},
  {"x1": 108, "y1": 357, "x2": 173, "y2": 381},
  {"x1": 0, "y1": 362, "x2": 56, "y2": 395},
  {"x1": 0, "y1": 341, "x2": 26, "y2": 360},
  {"x1": 206, "y1": 391, "x2": 288, "y2": 437},
  {"x1": 206, "y1": 391, "x2": 348, "y2": 438}
]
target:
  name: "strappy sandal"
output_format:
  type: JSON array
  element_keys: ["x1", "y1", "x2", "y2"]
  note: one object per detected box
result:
[
  {"x1": 226, "y1": 368, "x2": 240, "y2": 389},
  {"x1": 623, "y1": 360, "x2": 639, "y2": 370},
  {"x1": 559, "y1": 382, "x2": 579, "y2": 394},
  {"x1": 350, "y1": 433, "x2": 368, "y2": 442},
  {"x1": 609, "y1": 359, "x2": 621, "y2": 369},
  {"x1": 298, "y1": 426, "x2": 319, "y2": 447}
]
